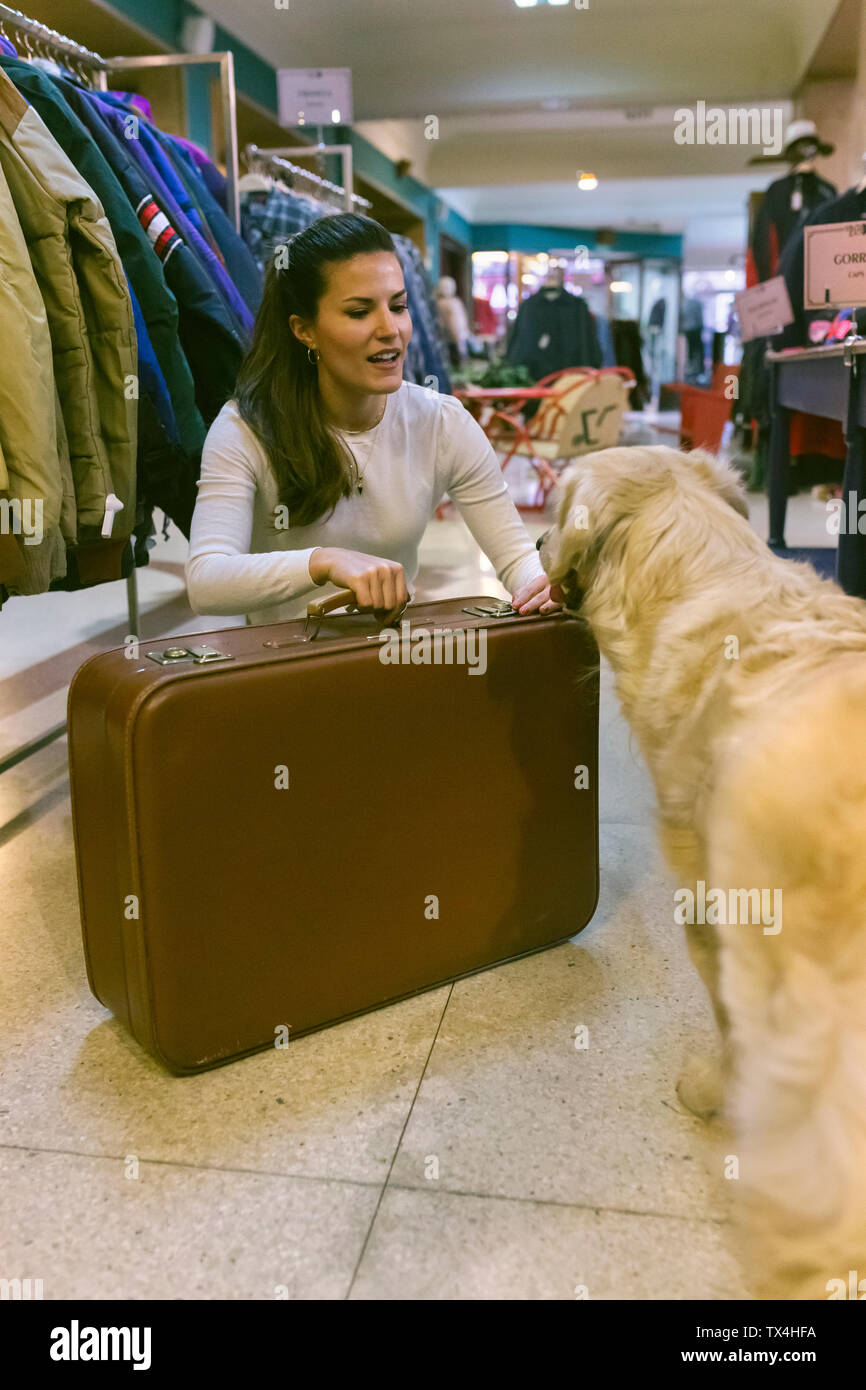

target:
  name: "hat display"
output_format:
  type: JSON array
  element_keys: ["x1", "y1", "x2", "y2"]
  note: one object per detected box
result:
[
  {"x1": 747, "y1": 118, "x2": 835, "y2": 166},
  {"x1": 781, "y1": 119, "x2": 834, "y2": 160}
]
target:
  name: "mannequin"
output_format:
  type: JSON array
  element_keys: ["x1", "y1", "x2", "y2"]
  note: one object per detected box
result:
[
  {"x1": 746, "y1": 119, "x2": 836, "y2": 286},
  {"x1": 435, "y1": 275, "x2": 469, "y2": 367},
  {"x1": 541, "y1": 265, "x2": 566, "y2": 297},
  {"x1": 505, "y1": 264, "x2": 601, "y2": 380}
]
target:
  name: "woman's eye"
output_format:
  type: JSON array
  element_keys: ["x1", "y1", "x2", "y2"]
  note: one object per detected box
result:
[{"x1": 347, "y1": 303, "x2": 407, "y2": 319}]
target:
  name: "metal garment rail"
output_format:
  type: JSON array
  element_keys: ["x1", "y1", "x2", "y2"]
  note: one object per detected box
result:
[
  {"x1": 244, "y1": 142, "x2": 370, "y2": 213},
  {"x1": 0, "y1": 8, "x2": 239, "y2": 774},
  {"x1": 96, "y1": 53, "x2": 240, "y2": 233}
]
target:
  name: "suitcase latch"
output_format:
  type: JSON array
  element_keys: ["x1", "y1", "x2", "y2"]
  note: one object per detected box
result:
[
  {"x1": 146, "y1": 644, "x2": 234, "y2": 665},
  {"x1": 462, "y1": 601, "x2": 516, "y2": 618}
]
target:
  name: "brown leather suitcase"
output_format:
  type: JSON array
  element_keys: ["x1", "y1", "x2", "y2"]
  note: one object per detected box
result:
[{"x1": 67, "y1": 591, "x2": 600, "y2": 1073}]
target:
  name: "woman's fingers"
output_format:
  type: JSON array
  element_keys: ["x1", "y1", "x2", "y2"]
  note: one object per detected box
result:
[{"x1": 380, "y1": 570, "x2": 395, "y2": 613}]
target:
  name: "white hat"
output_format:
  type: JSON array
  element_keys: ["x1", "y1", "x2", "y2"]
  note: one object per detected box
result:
[{"x1": 782, "y1": 119, "x2": 834, "y2": 158}]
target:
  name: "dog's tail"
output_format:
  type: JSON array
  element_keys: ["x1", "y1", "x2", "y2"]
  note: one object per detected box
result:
[{"x1": 708, "y1": 661, "x2": 866, "y2": 1299}]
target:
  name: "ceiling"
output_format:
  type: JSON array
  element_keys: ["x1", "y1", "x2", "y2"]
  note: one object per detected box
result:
[
  {"x1": 197, "y1": 0, "x2": 845, "y2": 253},
  {"x1": 200, "y1": 0, "x2": 840, "y2": 116}
]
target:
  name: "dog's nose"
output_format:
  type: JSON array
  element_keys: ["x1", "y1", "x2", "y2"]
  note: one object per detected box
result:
[{"x1": 536, "y1": 530, "x2": 549, "y2": 551}]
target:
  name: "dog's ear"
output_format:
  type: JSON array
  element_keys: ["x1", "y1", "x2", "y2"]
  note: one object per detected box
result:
[
  {"x1": 685, "y1": 448, "x2": 749, "y2": 519},
  {"x1": 542, "y1": 466, "x2": 598, "y2": 583}
]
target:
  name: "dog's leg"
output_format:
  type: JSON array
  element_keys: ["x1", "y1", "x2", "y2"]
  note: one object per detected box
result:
[
  {"x1": 677, "y1": 921, "x2": 730, "y2": 1119},
  {"x1": 658, "y1": 818, "x2": 730, "y2": 1118}
]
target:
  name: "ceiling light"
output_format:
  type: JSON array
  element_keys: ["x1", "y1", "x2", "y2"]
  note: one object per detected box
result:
[
  {"x1": 610, "y1": 282, "x2": 632, "y2": 293},
  {"x1": 547, "y1": 0, "x2": 570, "y2": 5},
  {"x1": 514, "y1": 0, "x2": 538, "y2": 7},
  {"x1": 331, "y1": 108, "x2": 341, "y2": 123},
  {"x1": 577, "y1": 172, "x2": 598, "y2": 190}
]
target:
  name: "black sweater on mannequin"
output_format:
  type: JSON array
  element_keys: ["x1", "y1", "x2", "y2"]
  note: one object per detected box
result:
[
  {"x1": 747, "y1": 169, "x2": 836, "y2": 285},
  {"x1": 505, "y1": 287, "x2": 602, "y2": 379}
]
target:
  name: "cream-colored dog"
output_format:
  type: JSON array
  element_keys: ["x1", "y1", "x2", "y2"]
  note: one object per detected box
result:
[{"x1": 540, "y1": 444, "x2": 866, "y2": 1300}]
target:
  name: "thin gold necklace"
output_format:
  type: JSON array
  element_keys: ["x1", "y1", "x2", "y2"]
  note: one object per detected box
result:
[{"x1": 340, "y1": 399, "x2": 386, "y2": 435}]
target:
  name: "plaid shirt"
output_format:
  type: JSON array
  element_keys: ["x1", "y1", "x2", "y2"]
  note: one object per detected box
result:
[{"x1": 242, "y1": 188, "x2": 324, "y2": 277}]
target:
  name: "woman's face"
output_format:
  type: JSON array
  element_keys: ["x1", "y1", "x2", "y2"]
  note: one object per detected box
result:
[{"x1": 294, "y1": 251, "x2": 413, "y2": 395}]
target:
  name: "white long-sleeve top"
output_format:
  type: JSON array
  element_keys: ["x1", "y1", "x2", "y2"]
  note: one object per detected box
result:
[{"x1": 185, "y1": 381, "x2": 546, "y2": 626}]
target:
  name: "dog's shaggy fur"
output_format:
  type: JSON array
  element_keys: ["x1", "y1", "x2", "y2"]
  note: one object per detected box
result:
[{"x1": 540, "y1": 445, "x2": 866, "y2": 1300}]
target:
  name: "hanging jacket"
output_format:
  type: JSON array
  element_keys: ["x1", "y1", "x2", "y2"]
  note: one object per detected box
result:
[
  {"x1": 156, "y1": 129, "x2": 263, "y2": 314},
  {"x1": 0, "y1": 59, "x2": 205, "y2": 459},
  {"x1": 747, "y1": 170, "x2": 836, "y2": 286},
  {"x1": 89, "y1": 94, "x2": 254, "y2": 339},
  {"x1": 392, "y1": 235, "x2": 452, "y2": 393},
  {"x1": 0, "y1": 156, "x2": 67, "y2": 592},
  {"x1": 0, "y1": 67, "x2": 137, "y2": 577},
  {"x1": 610, "y1": 320, "x2": 650, "y2": 408},
  {"x1": 60, "y1": 82, "x2": 246, "y2": 426},
  {"x1": 505, "y1": 288, "x2": 602, "y2": 379}
]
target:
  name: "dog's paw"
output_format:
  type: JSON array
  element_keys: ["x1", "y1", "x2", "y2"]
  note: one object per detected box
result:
[{"x1": 676, "y1": 1053, "x2": 725, "y2": 1119}]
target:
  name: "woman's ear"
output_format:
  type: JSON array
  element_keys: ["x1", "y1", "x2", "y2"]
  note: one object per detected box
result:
[{"x1": 289, "y1": 314, "x2": 315, "y2": 353}]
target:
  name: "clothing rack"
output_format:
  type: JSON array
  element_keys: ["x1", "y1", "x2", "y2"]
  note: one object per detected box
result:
[
  {"x1": 244, "y1": 142, "x2": 372, "y2": 213},
  {"x1": 98, "y1": 54, "x2": 240, "y2": 232},
  {"x1": 0, "y1": 6, "x2": 239, "y2": 776},
  {"x1": 0, "y1": 8, "x2": 241, "y2": 230}
]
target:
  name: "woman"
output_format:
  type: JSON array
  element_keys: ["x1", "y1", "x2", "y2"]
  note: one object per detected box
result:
[{"x1": 185, "y1": 214, "x2": 559, "y2": 625}]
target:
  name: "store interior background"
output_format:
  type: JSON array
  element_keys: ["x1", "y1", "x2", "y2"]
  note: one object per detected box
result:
[
  {"x1": 24, "y1": 0, "x2": 866, "y2": 386},
  {"x1": 6, "y1": 0, "x2": 866, "y2": 769},
  {"x1": 4, "y1": 0, "x2": 866, "y2": 1302}
]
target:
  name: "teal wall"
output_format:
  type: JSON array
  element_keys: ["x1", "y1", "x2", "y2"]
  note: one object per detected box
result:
[{"x1": 471, "y1": 223, "x2": 683, "y2": 260}]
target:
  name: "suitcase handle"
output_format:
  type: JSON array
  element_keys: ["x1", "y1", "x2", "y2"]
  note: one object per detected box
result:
[{"x1": 304, "y1": 587, "x2": 410, "y2": 639}]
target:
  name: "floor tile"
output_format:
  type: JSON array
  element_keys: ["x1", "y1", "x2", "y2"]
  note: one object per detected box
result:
[
  {"x1": 0, "y1": 1148, "x2": 378, "y2": 1300},
  {"x1": 349, "y1": 1186, "x2": 744, "y2": 1300}
]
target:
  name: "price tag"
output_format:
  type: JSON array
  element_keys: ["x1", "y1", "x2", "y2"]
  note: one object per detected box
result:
[
  {"x1": 733, "y1": 277, "x2": 795, "y2": 341},
  {"x1": 804, "y1": 220, "x2": 866, "y2": 310}
]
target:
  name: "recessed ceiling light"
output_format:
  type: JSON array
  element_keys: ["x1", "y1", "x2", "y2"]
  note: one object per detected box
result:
[
  {"x1": 577, "y1": 172, "x2": 598, "y2": 190},
  {"x1": 610, "y1": 282, "x2": 631, "y2": 293},
  {"x1": 514, "y1": 0, "x2": 538, "y2": 7}
]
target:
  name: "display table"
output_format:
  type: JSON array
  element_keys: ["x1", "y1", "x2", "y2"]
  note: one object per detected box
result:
[{"x1": 765, "y1": 340, "x2": 866, "y2": 597}]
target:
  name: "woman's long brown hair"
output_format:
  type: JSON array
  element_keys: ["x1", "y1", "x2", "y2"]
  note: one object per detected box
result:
[{"x1": 235, "y1": 214, "x2": 398, "y2": 528}]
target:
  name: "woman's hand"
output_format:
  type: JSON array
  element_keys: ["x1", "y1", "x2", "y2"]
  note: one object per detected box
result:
[
  {"x1": 309, "y1": 546, "x2": 410, "y2": 612},
  {"x1": 511, "y1": 573, "x2": 563, "y2": 615}
]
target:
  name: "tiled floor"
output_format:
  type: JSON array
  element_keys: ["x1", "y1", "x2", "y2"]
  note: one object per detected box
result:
[{"x1": 0, "y1": 443, "x2": 838, "y2": 1300}]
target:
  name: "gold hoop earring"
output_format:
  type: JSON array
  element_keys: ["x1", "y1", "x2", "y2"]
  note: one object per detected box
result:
[{"x1": 308, "y1": 348, "x2": 319, "y2": 366}]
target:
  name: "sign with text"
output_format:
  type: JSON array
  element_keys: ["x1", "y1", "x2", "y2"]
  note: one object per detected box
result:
[
  {"x1": 733, "y1": 276, "x2": 794, "y2": 341},
  {"x1": 277, "y1": 68, "x2": 353, "y2": 127},
  {"x1": 804, "y1": 220, "x2": 866, "y2": 310}
]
